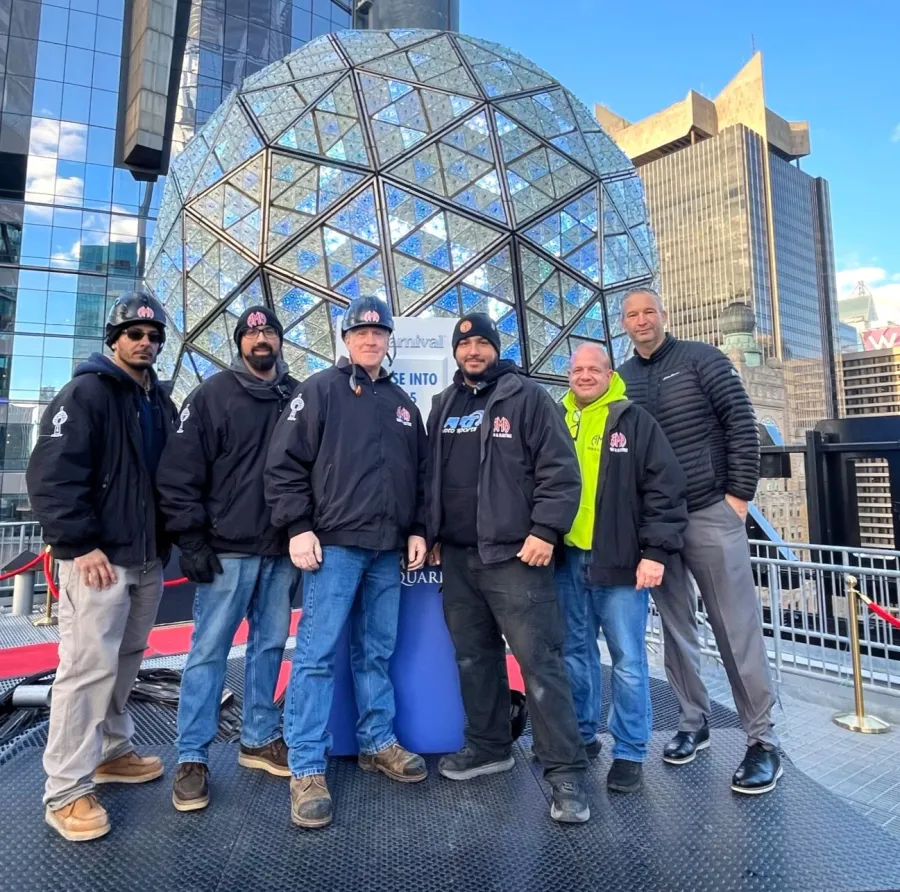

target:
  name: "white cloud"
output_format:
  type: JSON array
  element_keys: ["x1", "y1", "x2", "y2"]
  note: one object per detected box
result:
[
  {"x1": 892, "y1": 124, "x2": 900, "y2": 143},
  {"x1": 837, "y1": 266, "x2": 900, "y2": 325}
]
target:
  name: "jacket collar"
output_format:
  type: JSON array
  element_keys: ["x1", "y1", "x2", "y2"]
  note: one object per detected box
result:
[{"x1": 634, "y1": 332, "x2": 677, "y2": 365}]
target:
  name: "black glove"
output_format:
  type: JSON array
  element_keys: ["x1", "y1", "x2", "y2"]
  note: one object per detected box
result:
[{"x1": 178, "y1": 533, "x2": 223, "y2": 584}]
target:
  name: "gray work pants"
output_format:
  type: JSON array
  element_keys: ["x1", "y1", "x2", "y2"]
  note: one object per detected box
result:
[
  {"x1": 653, "y1": 499, "x2": 778, "y2": 747},
  {"x1": 43, "y1": 559, "x2": 163, "y2": 809}
]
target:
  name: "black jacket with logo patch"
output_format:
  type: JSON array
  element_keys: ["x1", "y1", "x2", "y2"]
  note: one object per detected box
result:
[
  {"x1": 617, "y1": 334, "x2": 760, "y2": 513},
  {"x1": 426, "y1": 363, "x2": 581, "y2": 564},
  {"x1": 156, "y1": 357, "x2": 298, "y2": 556},
  {"x1": 26, "y1": 354, "x2": 177, "y2": 565},
  {"x1": 558, "y1": 398, "x2": 689, "y2": 586},
  {"x1": 264, "y1": 357, "x2": 427, "y2": 551}
]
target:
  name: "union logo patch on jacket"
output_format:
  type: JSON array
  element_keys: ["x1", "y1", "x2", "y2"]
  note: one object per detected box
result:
[{"x1": 609, "y1": 431, "x2": 628, "y2": 453}]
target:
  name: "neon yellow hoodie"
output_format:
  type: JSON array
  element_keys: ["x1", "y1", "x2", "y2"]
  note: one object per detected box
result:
[{"x1": 563, "y1": 372, "x2": 627, "y2": 549}]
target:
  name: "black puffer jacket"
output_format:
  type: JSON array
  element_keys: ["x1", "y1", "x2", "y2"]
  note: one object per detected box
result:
[{"x1": 617, "y1": 334, "x2": 759, "y2": 512}]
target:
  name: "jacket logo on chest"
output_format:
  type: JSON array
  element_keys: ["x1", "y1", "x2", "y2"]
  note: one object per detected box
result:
[
  {"x1": 396, "y1": 406, "x2": 412, "y2": 427},
  {"x1": 176, "y1": 405, "x2": 190, "y2": 434},
  {"x1": 492, "y1": 416, "x2": 512, "y2": 439},
  {"x1": 51, "y1": 406, "x2": 68, "y2": 438},
  {"x1": 662, "y1": 371, "x2": 681, "y2": 381},
  {"x1": 287, "y1": 395, "x2": 304, "y2": 421},
  {"x1": 589, "y1": 433, "x2": 602, "y2": 450},
  {"x1": 609, "y1": 431, "x2": 628, "y2": 453},
  {"x1": 443, "y1": 410, "x2": 483, "y2": 434}
]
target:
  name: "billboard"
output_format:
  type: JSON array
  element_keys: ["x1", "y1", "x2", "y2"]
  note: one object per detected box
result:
[{"x1": 862, "y1": 327, "x2": 900, "y2": 351}]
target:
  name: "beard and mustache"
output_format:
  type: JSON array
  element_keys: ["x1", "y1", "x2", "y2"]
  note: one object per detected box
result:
[{"x1": 244, "y1": 343, "x2": 278, "y2": 372}]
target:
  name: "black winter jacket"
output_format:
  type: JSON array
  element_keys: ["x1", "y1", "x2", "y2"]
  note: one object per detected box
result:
[
  {"x1": 26, "y1": 354, "x2": 177, "y2": 565},
  {"x1": 426, "y1": 364, "x2": 581, "y2": 564},
  {"x1": 156, "y1": 357, "x2": 298, "y2": 556},
  {"x1": 265, "y1": 357, "x2": 427, "y2": 551},
  {"x1": 618, "y1": 334, "x2": 760, "y2": 512},
  {"x1": 560, "y1": 399, "x2": 688, "y2": 586}
]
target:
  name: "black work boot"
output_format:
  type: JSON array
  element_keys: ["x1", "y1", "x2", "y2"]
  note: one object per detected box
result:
[
  {"x1": 663, "y1": 724, "x2": 710, "y2": 765},
  {"x1": 549, "y1": 778, "x2": 590, "y2": 823},
  {"x1": 731, "y1": 744, "x2": 782, "y2": 795},
  {"x1": 438, "y1": 746, "x2": 514, "y2": 781},
  {"x1": 172, "y1": 762, "x2": 209, "y2": 812},
  {"x1": 607, "y1": 758, "x2": 643, "y2": 793}
]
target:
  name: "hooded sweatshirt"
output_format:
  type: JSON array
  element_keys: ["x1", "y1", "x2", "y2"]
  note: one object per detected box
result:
[{"x1": 563, "y1": 371, "x2": 627, "y2": 550}]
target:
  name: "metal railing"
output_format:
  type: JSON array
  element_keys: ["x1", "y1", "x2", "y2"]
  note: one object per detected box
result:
[
  {"x1": 0, "y1": 522, "x2": 44, "y2": 598},
  {"x1": 647, "y1": 540, "x2": 900, "y2": 697}
]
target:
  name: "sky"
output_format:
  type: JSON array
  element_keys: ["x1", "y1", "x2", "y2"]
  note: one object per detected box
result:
[{"x1": 461, "y1": 0, "x2": 900, "y2": 323}]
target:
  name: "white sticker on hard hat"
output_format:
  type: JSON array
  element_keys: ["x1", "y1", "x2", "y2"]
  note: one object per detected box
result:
[{"x1": 287, "y1": 395, "x2": 304, "y2": 421}]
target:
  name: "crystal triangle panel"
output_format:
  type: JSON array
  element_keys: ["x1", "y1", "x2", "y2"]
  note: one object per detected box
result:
[
  {"x1": 170, "y1": 92, "x2": 236, "y2": 198},
  {"x1": 242, "y1": 36, "x2": 347, "y2": 91},
  {"x1": 497, "y1": 90, "x2": 578, "y2": 141},
  {"x1": 421, "y1": 246, "x2": 516, "y2": 324},
  {"x1": 361, "y1": 34, "x2": 481, "y2": 98},
  {"x1": 386, "y1": 111, "x2": 506, "y2": 224},
  {"x1": 283, "y1": 300, "x2": 337, "y2": 361},
  {"x1": 386, "y1": 184, "x2": 503, "y2": 312},
  {"x1": 183, "y1": 217, "x2": 255, "y2": 333},
  {"x1": 603, "y1": 178, "x2": 656, "y2": 268},
  {"x1": 612, "y1": 334, "x2": 632, "y2": 366},
  {"x1": 266, "y1": 152, "x2": 367, "y2": 256},
  {"x1": 525, "y1": 309, "x2": 561, "y2": 359},
  {"x1": 187, "y1": 349, "x2": 220, "y2": 380},
  {"x1": 145, "y1": 216, "x2": 185, "y2": 319},
  {"x1": 505, "y1": 145, "x2": 593, "y2": 225},
  {"x1": 600, "y1": 191, "x2": 652, "y2": 286},
  {"x1": 156, "y1": 326, "x2": 183, "y2": 381},
  {"x1": 270, "y1": 185, "x2": 386, "y2": 301},
  {"x1": 189, "y1": 103, "x2": 263, "y2": 200},
  {"x1": 569, "y1": 299, "x2": 607, "y2": 341},
  {"x1": 518, "y1": 244, "x2": 599, "y2": 330},
  {"x1": 455, "y1": 35, "x2": 556, "y2": 98},
  {"x1": 188, "y1": 155, "x2": 264, "y2": 259},
  {"x1": 494, "y1": 112, "x2": 541, "y2": 163},
  {"x1": 278, "y1": 76, "x2": 370, "y2": 168},
  {"x1": 147, "y1": 178, "x2": 183, "y2": 268},
  {"x1": 171, "y1": 353, "x2": 200, "y2": 408},
  {"x1": 360, "y1": 73, "x2": 476, "y2": 166},
  {"x1": 335, "y1": 30, "x2": 405, "y2": 65},
  {"x1": 267, "y1": 271, "x2": 323, "y2": 330},
  {"x1": 193, "y1": 311, "x2": 236, "y2": 365},
  {"x1": 244, "y1": 72, "x2": 343, "y2": 142}
]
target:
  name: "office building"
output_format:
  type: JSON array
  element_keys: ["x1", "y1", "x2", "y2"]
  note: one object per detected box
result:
[
  {"x1": 144, "y1": 29, "x2": 654, "y2": 403},
  {"x1": 596, "y1": 53, "x2": 843, "y2": 443},
  {"x1": 842, "y1": 345, "x2": 900, "y2": 548}
]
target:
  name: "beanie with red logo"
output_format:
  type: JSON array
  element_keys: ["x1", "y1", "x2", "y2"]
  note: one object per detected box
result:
[{"x1": 233, "y1": 305, "x2": 284, "y2": 346}]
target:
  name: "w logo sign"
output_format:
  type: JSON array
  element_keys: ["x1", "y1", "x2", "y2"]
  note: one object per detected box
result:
[
  {"x1": 247, "y1": 311, "x2": 267, "y2": 328},
  {"x1": 137, "y1": 306, "x2": 154, "y2": 319},
  {"x1": 363, "y1": 310, "x2": 381, "y2": 323},
  {"x1": 863, "y1": 327, "x2": 900, "y2": 351}
]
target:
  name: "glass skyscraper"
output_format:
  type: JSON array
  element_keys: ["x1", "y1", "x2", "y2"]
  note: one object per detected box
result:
[
  {"x1": 596, "y1": 52, "x2": 843, "y2": 444},
  {"x1": 0, "y1": 0, "x2": 352, "y2": 517}
]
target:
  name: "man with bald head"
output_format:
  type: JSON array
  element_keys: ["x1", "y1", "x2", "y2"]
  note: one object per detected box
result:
[
  {"x1": 556, "y1": 342, "x2": 687, "y2": 793},
  {"x1": 618, "y1": 288, "x2": 781, "y2": 796}
]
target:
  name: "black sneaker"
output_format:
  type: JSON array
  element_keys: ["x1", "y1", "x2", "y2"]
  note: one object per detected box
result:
[
  {"x1": 607, "y1": 758, "x2": 643, "y2": 793},
  {"x1": 172, "y1": 762, "x2": 209, "y2": 812},
  {"x1": 663, "y1": 724, "x2": 710, "y2": 765},
  {"x1": 585, "y1": 734, "x2": 603, "y2": 759},
  {"x1": 549, "y1": 779, "x2": 590, "y2": 823},
  {"x1": 731, "y1": 744, "x2": 782, "y2": 795},
  {"x1": 438, "y1": 746, "x2": 514, "y2": 781}
]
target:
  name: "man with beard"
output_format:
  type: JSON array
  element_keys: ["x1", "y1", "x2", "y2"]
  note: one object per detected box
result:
[
  {"x1": 265, "y1": 296, "x2": 428, "y2": 830},
  {"x1": 26, "y1": 292, "x2": 176, "y2": 841},
  {"x1": 157, "y1": 305, "x2": 299, "y2": 812},
  {"x1": 425, "y1": 313, "x2": 590, "y2": 824}
]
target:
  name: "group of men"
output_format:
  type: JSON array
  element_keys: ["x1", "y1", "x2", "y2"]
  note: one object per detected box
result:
[{"x1": 26, "y1": 284, "x2": 779, "y2": 842}]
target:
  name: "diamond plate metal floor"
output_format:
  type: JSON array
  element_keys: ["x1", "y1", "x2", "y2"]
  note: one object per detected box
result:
[{"x1": 2, "y1": 735, "x2": 900, "y2": 892}]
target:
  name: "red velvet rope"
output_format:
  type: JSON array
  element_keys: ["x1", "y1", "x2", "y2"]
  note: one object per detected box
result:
[{"x1": 857, "y1": 589, "x2": 900, "y2": 631}]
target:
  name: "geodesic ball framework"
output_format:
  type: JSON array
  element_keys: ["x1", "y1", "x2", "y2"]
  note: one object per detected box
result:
[{"x1": 144, "y1": 29, "x2": 658, "y2": 406}]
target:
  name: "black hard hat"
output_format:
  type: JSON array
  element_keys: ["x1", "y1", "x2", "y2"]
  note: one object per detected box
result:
[
  {"x1": 105, "y1": 291, "x2": 167, "y2": 347},
  {"x1": 341, "y1": 296, "x2": 393, "y2": 335}
]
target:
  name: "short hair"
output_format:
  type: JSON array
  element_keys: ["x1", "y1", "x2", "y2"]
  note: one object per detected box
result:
[{"x1": 621, "y1": 287, "x2": 664, "y2": 315}]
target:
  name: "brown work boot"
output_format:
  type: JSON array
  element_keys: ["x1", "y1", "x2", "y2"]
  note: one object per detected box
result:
[
  {"x1": 172, "y1": 762, "x2": 209, "y2": 812},
  {"x1": 358, "y1": 743, "x2": 427, "y2": 783},
  {"x1": 45, "y1": 794, "x2": 110, "y2": 842},
  {"x1": 238, "y1": 738, "x2": 290, "y2": 777},
  {"x1": 94, "y1": 751, "x2": 164, "y2": 784},
  {"x1": 290, "y1": 775, "x2": 332, "y2": 829}
]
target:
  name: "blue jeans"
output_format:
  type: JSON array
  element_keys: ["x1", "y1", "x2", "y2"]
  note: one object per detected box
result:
[
  {"x1": 555, "y1": 547, "x2": 652, "y2": 762},
  {"x1": 285, "y1": 546, "x2": 402, "y2": 777},
  {"x1": 176, "y1": 556, "x2": 295, "y2": 764}
]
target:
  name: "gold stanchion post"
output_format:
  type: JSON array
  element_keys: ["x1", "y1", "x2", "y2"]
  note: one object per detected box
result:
[
  {"x1": 834, "y1": 574, "x2": 890, "y2": 733},
  {"x1": 32, "y1": 546, "x2": 57, "y2": 628}
]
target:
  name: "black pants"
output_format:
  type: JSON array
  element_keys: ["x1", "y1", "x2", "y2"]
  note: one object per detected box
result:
[{"x1": 441, "y1": 545, "x2": 587, "y2": 781}]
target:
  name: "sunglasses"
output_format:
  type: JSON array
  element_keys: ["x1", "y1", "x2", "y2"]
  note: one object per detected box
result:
[{"x1": 123, "y1": 328, "x2": 163, "y2": 344}]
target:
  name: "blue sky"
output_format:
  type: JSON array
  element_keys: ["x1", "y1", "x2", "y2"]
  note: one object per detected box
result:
[{"x1": 462, "y1": 0, "x2": 900, "y2": 321}]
